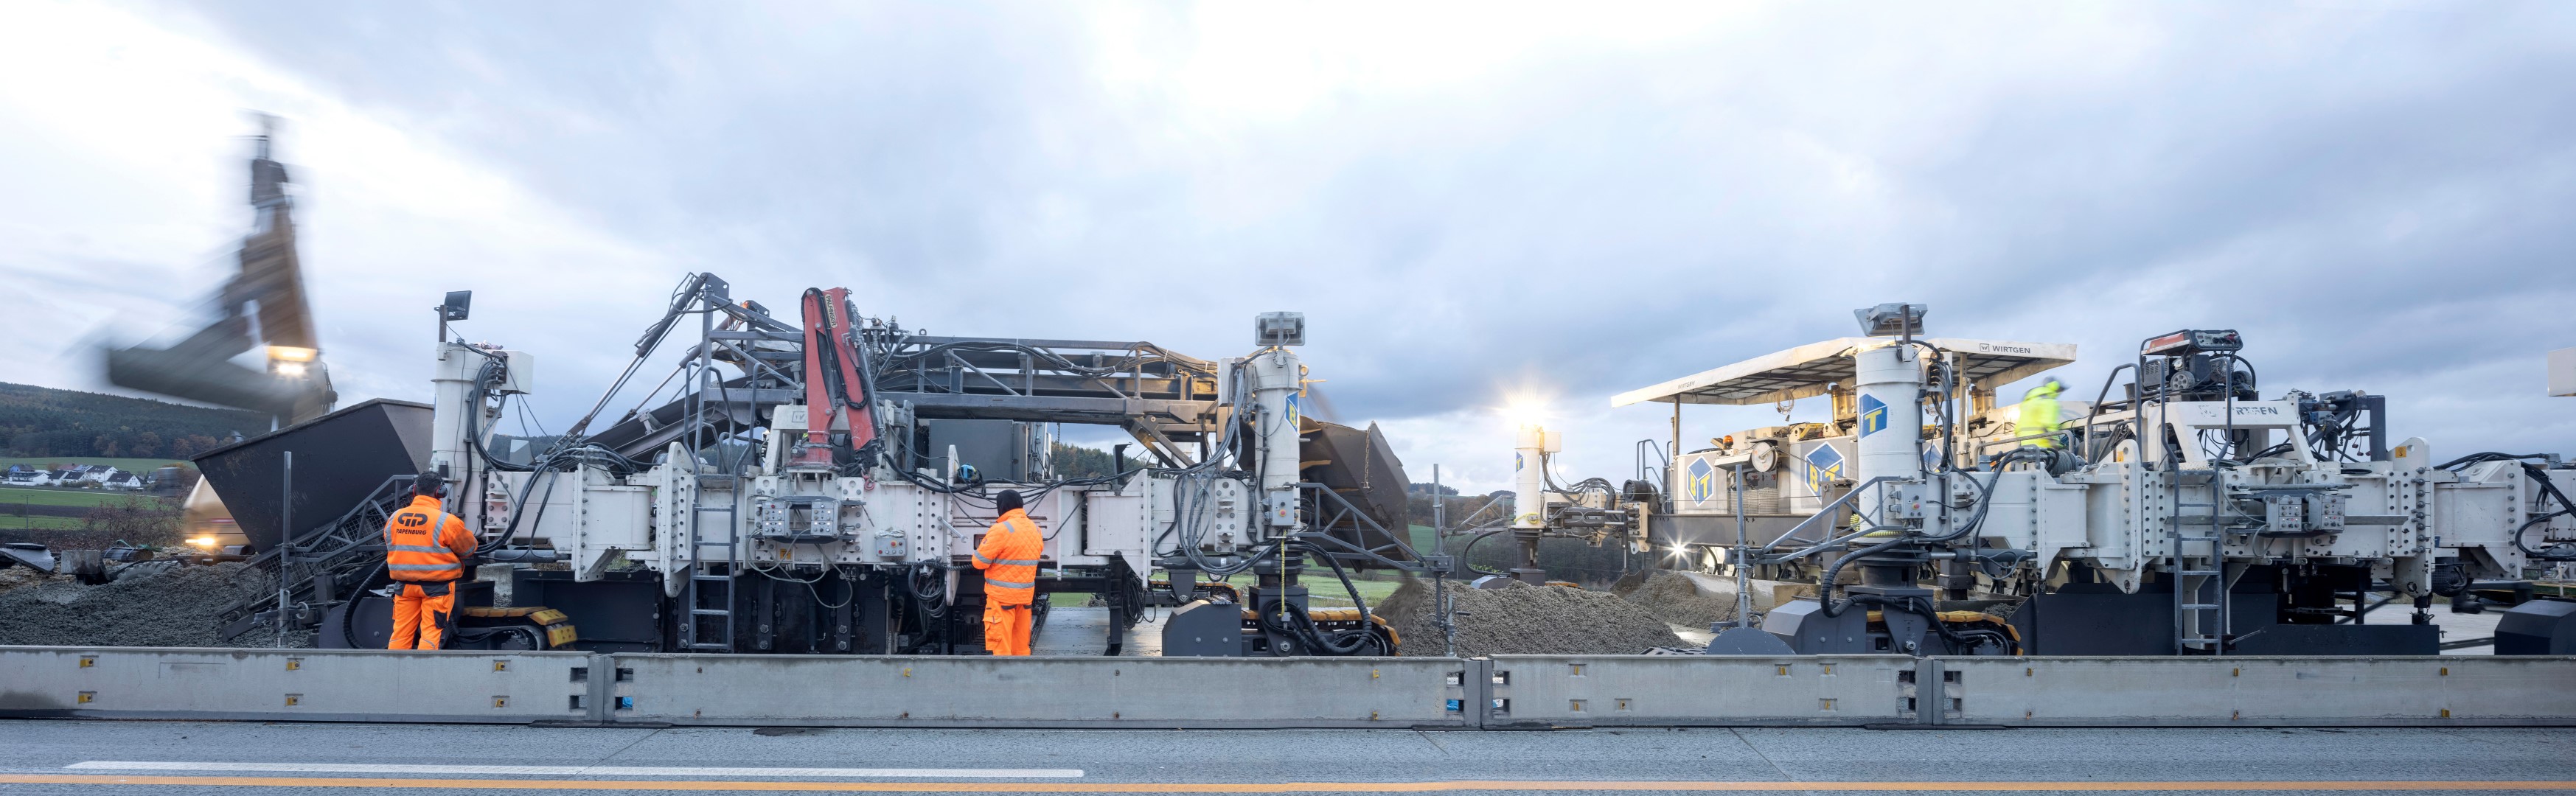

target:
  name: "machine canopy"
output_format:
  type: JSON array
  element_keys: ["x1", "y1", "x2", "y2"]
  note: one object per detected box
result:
[{"x1": 1609, "y1": 337, "x2": 2076, "y2": 408}]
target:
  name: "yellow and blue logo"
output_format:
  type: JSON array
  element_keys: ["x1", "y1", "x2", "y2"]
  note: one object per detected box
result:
[
  {"x1": 1858, "y1": 394, "x2": 1888, "y2": 439},
  {"x1": 1685, "y1": 458, "x2": 1718, "y2": 503},
  {"x1": 1514, "y1": 451, "x2": 1524, "y2": 472},
  {"x1": 1284, "y1": 394, "x2": 1301, "y2": 427},
  {"x1": 1802, "y1": 445, "x2": 1845, "y2": 495}
]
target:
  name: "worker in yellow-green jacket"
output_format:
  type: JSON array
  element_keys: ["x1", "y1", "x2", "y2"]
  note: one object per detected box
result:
[{"x1": 2019, "y1": 378, "x2": 2067, "y2": 450}]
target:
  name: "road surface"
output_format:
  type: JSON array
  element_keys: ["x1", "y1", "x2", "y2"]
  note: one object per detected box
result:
[{"x1": 0, "y1": 719, "x2": 2569, "y2": 794}]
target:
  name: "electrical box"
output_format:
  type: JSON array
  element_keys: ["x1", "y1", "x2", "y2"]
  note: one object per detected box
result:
[
  {"x1": 2552, "y1": 347, "x2": 2576, "y2": 397},
  {"x1": 492, "y1": 349, "x2": 535, "y2": 394},
  {"x1": 1885, "y1": 483, "x2": 1935, "y2": 521}
]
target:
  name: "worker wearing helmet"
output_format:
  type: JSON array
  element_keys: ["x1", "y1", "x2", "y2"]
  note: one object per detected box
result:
[
  {"x1": 972, "y1": 489, "x2": 1044, "y2": 656},
  {"x1": 2018, "y1": 379, "x2": 2067, "y2": 450},
  {"x1": 383, "y1": 472, "x2": 477, "y2": 649}
]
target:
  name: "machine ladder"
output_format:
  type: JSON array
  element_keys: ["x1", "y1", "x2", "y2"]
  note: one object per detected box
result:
[
  {"x1": 674, "y1": 296, "x2": 745, "y2": 654},
  {"x1": 680, "y1": 493, "x2": 740, "y2": 652},
  {"x1": 2171, "y1": 499, "x2": 2229, "y2": 654}
]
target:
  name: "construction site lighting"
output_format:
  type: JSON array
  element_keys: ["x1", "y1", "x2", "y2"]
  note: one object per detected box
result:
[
  {"x1": 265, "y1": 346, "x2": 317, "y2": 363},
  {"x1": 1498, "y1": 396, "x2": 1551, "y2": 430}
]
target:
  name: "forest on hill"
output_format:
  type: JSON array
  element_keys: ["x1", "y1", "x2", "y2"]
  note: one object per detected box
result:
[{"x1": 0, "y1": 383, "x2": 266, "y2": 461}]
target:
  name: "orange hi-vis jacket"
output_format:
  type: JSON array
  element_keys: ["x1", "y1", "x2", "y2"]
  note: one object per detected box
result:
[
  {"x1": 385, "y1": 495, "x2": 477, "y2": 582},
  {"x1": 974, "y1": 508, "x2": 1043, "y2": 607}
]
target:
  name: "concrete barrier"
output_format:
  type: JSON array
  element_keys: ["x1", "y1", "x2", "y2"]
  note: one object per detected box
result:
[
  {"x1": 1938, "y1": 655, "x2": 2576, "y2": 727},
  {"x1": 0, "y1": 646, "x2": 593, "y2": 724},
  {"x1": 1483, "y1": 654, "x2": 1917, "y2": 727},
  {"x1": 607, "y1": 654, "x2": 1479, "y2": 728},
  {"x1": 4, "y1": 646, "x2": 2569, "y2": 729}
]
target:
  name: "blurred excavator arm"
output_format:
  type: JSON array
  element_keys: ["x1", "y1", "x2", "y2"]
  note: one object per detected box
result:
[{"x1": 105, "y1": 116, "x2": 335, "y2": 425}]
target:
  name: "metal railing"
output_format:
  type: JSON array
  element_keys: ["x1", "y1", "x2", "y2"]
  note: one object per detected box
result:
[
  {"x1": 1751, "y1": 475, "x2": 1909, "y2": 566},
  {"x1": 215, "y1": 474, "x2": 418, "y2": 640}
]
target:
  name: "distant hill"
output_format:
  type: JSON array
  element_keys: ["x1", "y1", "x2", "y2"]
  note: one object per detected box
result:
[{"x1": 0, "y1": 383, "x2": 268, "y2": 461}]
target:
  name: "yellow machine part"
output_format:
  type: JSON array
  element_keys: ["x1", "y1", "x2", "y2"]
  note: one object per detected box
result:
[
  {"x1": 1861, "y1": 609, "x2": 2022, "y2": 654},
  {"x1": 1239, "y1": 607, "x2": 1399, "y2": 649},
  {"x1": 458, "y1": 606, "x2": 579, "y2": 649}
]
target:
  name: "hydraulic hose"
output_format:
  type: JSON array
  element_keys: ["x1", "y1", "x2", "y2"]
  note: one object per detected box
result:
[
  {"x1": 1812, "y1": 534, "x2": 1915, "y2": 618},
  {"x1": 1819, "y1": 449, "x2": 2044, "y2": 618},
  {"x1": 2513, "y1": 466, "x2": 2576, "y2": 562},
  {"x1": 908, "y1": 562, "x2": 950, "y2": 618},
  {"x1": 2081, "y1": 363, "x2": 2137, "y2": 462},
  {"x1": 1456, "y1": 528, "x2": 1515, "y2": 579},
  {"x1": 1297, "y1": 541, "x2": 1374, "y2": 621},
  {"x1": 337, "y1": 561, "x2": 387, "y2": 649}
]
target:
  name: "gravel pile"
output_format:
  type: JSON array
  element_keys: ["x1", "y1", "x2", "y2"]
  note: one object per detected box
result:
[
  {"x1": 0, "y1": 561, "x2": 302, "y2": 647},
  {"x1": 1379, "y1": 576, "x2": 1682, "y2": 657},
  {"x1": 1612, "y1": 570, "x2": 1738, "y2": 629}
]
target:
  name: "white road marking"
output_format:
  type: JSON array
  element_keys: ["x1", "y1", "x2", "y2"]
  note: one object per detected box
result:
[{"x1": 66, "y1": 761, "x2": 1085, "y2": 778}]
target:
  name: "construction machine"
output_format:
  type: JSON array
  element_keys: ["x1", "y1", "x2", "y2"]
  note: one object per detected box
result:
[
  {"x1": 1520, "y1": 304, "x2": 2576, "y2": 655},
  {"x1": 216, "y1": 277, "x2": 1437, "y2": 654}
]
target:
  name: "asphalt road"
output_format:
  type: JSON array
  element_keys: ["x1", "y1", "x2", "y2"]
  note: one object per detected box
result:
[{"x1": 1, "y1": 719, "x2": 2571, "y2": 795}]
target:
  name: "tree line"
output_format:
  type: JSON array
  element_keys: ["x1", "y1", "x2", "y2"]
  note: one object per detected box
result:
[{"x1": 0, "y1": 383, "x2": 262, "y2": 460}]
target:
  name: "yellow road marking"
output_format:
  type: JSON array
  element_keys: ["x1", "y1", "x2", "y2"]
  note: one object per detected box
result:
[{"x1": 1, "y1": 775, "x2": 2572, "y2": 792}]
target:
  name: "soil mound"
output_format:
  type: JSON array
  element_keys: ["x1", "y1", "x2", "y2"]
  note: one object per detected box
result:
[
  {"x1": 0, "y1": 561, "x2": 293, "y2": 647},
  {"x1": 1382, "y1": 577, "x2": 1682, "y2": 657},
  {"x1": 1618, "y1": 570, "x2": 1738, "y2": 629}
]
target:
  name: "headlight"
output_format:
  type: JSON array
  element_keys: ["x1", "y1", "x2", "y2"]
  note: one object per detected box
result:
[{"x1": 188, "y1": 537, "x2": 217, "y2": 548}]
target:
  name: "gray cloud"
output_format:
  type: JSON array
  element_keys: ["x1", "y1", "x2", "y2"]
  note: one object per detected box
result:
[{"x1": 8, "y1": 1, "x2": 2573, "y2": 489}]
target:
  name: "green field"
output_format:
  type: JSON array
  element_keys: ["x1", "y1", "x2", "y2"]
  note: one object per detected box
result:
[
  {"x1": 0, "y1": 486, "x2": 155, "y2": 509},
  {"x1": 0, "y1": 457, "x2": 195, "y2": 473},
  {"x1": 1303, "y1": 576, "x2": 1404, "y2": 607},
  {"x1": 0, "y1": 514, "x2": 86, "y2": 531}
]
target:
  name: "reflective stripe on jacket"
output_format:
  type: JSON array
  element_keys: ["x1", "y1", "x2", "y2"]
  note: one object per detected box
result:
[
  {"x1": 974, "y1": 508, "x2": 1045, "y2": 607},
  {"x1": 385, "y1": 495, "x2": 476, "y2": 582}
]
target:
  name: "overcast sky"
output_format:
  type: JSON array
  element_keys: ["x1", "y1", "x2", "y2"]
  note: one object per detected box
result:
[{"x1": 4, "y1": 1, "x2": 2572, "y2": 491}]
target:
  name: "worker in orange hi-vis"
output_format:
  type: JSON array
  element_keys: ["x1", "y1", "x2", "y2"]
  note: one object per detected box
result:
[
  {"x1": 972, "y1": 489, "x2": 1044, "y2": 656},
  {"x1": 383, "y1": 471, "x2": 478, "y2": 650}
]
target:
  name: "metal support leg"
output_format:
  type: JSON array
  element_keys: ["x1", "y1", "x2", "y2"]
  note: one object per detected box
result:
[
  {"x1": 832, "y1": 575, "x2": 854, "y2": 653},
  {"x1": 755, "y1": 576, "x2": 775, "y2": 652}
]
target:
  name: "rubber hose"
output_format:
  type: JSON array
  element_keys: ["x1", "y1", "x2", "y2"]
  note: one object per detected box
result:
[
  {"x1": 1813, "y1": 534, "x2": 1915, "y2": 618},
  {"x1": 338, "y1": 561, "x2": 387, "y2": 649}
]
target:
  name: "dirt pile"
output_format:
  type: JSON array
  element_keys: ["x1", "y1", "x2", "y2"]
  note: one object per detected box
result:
[
  {"x1": 0, "y1": 561, "x2": 299, "y2": 647},
  {"x1": 1612, "y1": 570, "x2": 1738, "y2": 629},
  {"x1": 1379, "y1": 576, "x2": 1682, "y2": 657},
  {"x1": 0, "y1": 565, "x2": 53, "y2": 597}
]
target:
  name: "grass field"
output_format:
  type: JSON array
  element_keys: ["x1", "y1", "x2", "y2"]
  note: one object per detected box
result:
[
  {"x1": 1303, "y1": 576, "x2": 1404, "y2": 607},
  {"x1": 0, "y1": 514, "x2": 86, "y2": 531},
  {"x1": 0, "y1": 457, "x2": 196, "y2": 473},
  {"x1": 0, "y1": 486, "x2": 156, "y2": 509}
]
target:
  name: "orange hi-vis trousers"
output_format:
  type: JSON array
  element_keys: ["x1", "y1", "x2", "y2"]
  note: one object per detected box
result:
[
  {"x1": 389, "y1": 581, "x2": 457, "y2": 650},
  {"x1": 983, "y1": 602, "x2": 1032, "y2": 656}
]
